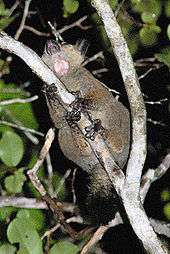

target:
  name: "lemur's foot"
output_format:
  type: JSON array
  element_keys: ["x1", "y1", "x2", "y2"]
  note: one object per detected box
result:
[
  {"x1": 65, "y1": 91, "x2": 90, "y2": 126},
  {"x1": 65, "y1": 108, "x2": 81, "y2": 127},
  {"x1": 85, "y1": 119, "x2": 104, "y2": 141},
  {"x1": 42, "y1": 83, "x2": 58, "y2": 104}
]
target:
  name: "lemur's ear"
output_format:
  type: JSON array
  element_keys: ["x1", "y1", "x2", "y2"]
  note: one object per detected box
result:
[
  {"x1": 44, "y1": 40, "x2": 61, "y2": 55},
  {"x1": 76, "y1": 39, "x2": 89, "y2": 56}
]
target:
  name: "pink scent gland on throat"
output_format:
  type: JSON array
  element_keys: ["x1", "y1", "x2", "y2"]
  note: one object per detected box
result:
[{"x1": 54, "y1": 59, "x2": 70, "y2": 77}]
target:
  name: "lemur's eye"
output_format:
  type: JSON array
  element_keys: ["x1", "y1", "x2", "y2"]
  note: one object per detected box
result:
[
  {"x1": 44, "y1": 40, "x2": 61, "y2": 55},
  {"x1": 76, "y1": 39, "x2": 89, "y2": 56}
]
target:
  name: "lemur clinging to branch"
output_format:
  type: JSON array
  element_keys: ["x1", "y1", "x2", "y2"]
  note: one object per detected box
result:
[{"x1": 42, "y1": 39, "x2": 130, "y2": 225}]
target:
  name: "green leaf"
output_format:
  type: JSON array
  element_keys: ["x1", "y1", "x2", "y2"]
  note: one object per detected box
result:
[
  {"x1": 0, "y1": 124, "x2": 12, "y2": 134},
  {"x1": 165, "y1": 0, "x2": 170, "y2": 17},
  {"x1": 0, "y1": 59, "x2": 10, "y2": 76},
  {"x1": 7, "y1": 210, "x2": 43, "y2": 254},
  {"x1": 0, "y1": 16, "x2": 14, "y2": 30},
  {"x1": 52, "y1": 173, "x2": 67, "y2": 200},
  {"x1": 0, "y1": 1, "x2": 10, "y2": 16},
  {"x1": 4, "y1": 168, "x2": 26, "y2": 194},
  {"x1": 0, "y1": 7, "x2": 9, "y2": 16},
  {"x1": 3, "y1": 103, "x2": 38, "y2": 129},
  {"x1": 108, "y1": 0, "x2": 117, "y2": 10},
  {"x1": 17, "y1": 209, "x2": 45, "y2": 232},
  {"x1": 0, "y1": 207, "x2": 17, "y2": 221},
  {"x1": 0, "y1": 81, "x2": 26, "y2": 100},
  {"x1": 0, "y1": 243, "x2": 16, "y2": 254},
  {"x1": 161, "y1": 190, "x2": 170, "y2": 202},
  {"x1": 139, "y1": 27, "x2": 158, "y2": 46},
  {"x1": 167, "y1": 24, "x2": 170, "y2": 40},
  {"x1": 50, "y1": 241, "x2": 79, "y2": 254},
  {"x1": 63, "y1": 0, "x2": 79, "y2": 17},
  {"x1": 132, "y1": 0, "x2": 162, "y2": 17},
  {"x1": 155, "y1": 47, "x2": 170, "y2": 68},
  {"x1": 151, "y1": 25, "x2": 161, "y2": 33},
  {"x1": 0, "y1": 131, "x2": 24, "y2": 167},
  {"x1": 163, "y1": 203, "x2": 170, "y2": 220},
  {"x1": 141, "y1": 12, "x2": 157, "y2": 24},
  {"x1": 0, "y1": 81, "x2": 38, "y2": 129},
  {"x1": 131, "y1": 0, "x2": 142, "y2": 4}
]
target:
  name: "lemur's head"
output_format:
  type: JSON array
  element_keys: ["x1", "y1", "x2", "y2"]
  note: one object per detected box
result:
[{"x1": 42, "y1": 39, "x2": 89, "y2": 77}]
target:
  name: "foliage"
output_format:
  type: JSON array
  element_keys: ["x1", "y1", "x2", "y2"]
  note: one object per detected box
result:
[
  {"x1": 161, "y1": 190, "x2": 170, "y2": 220},
  {"x1": 63, "y1": 0, "x2": 79, "y2": 17},
  {"x1": 0, "y1": 132, "x2": 24, "y2": 167},
  {"x1": 91, "y1": 0, "x2": 170, "y2": 63},
  {"x1": 155, "y1": 47, "x2": 170, "y2": 68},
  {"x1": 0, "y1": 0, "x2": 14, "y2": 30},
  {"x1": 0, "y1": 243, "x2": 16, "y2": 254},
  {"x1": 49, "y1": 241, "x2": 79, "y2": 254},
  {"x1": 7, "y1": 210, "x2": 43, "y2": 254}
]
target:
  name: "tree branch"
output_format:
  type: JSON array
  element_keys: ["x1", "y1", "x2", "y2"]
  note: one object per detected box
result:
[
  {"x1": 92, "y1": 1, "x2": 168, "y2": 254},
  {"x1": 0, "y1": 95, "x2": 38, "y2": 105},
  {"x1": 57, "y1": 16, "x2": 91, "y2": 34},
  {"x1": 24, "y1": 25, "x2": 50, "y2": 37},
  {"x1": 0, "y1": 120, "x2": 44, "y2": 137},
  {"x1": 0, "y1": 196, "x2": 76, "y2": 213},
  {"x1": 141, "y1": 152, "x2": 170, "y2": 202},
  {"x1": 149, "y1": 219, "x2": 170, "y2": 238},
  {"x1": 15, "y1": 0, "x2": 32, "y2": 40},
  {"x1": 0, "y1": 31, "x2": 75, "y2": 106},
  {"x1": 0, "y1": 196, "x2": 47, "y2": 209}
]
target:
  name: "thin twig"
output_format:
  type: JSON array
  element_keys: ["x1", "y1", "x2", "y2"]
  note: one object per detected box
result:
[
  {"x1": 27, "y1": 128, "x2": 55, "y2": 196},
  {"x1": 66, "y1": 215, "x2": 84, "y2": 224},
  {"x1": 92, "y1": 68, "x2": 108, "y2": 77},
  {"x1": 115, "y1": 0, "x2": 126, "y2": 17},
  {"x1": 0, "y1": 120, "x2": 44, "y2": 136},
  {"x1": 135, "y1": 58, "x2": 163, "y2": 69},
  {"x1": 27, "y1": 128, "x2": 77, "y2": 239},
  {"x1": 145, "y1": 98, "x2": 168, "y2": 105},
  {"x1": 0, "y1": 196, "x2": 48, "y2": 209},
  {"x1": 4, "y1": 108, "x2": 39, "y2": 144},
  {"x1": 46, "y1": 152, "x2": 54, "y2": 196},
  {"x1": 138, "y1": 68, "x2": 153, "y2": 80},
  {"x1": 149, "y1": 219, "x2": 170, "y2": 238},
  {"x1": 136, "y1": 57, "x2": 156, "y2": 63},
  {"x1": 42, "y1": 195, "x2": 77, "y2": 239},
  {"x1": 147, "y1": 118, "x2": 166, "y2": 127},
  {"x1": 57, "y1": 16, "x2": 91, "y2": 34},
  {"x1": 15, "y1": 0, "x2": 32, "y2": 40},
  {"x1": 72, "y1": 168, "x2": 77, "y2": 204},
  {"x1": 55, "y1": 169, "x2": 71, "y2": 196},
  {"x1": 8, "y1": 0, "x2": 19, "y2": 17},
  {"x1": 24, "y1": 25, "x2": 50, "y2": 37},
  {"x1": 80, "y1": 212, "x2": 123, "y2": 253},
  {"x1": 46, "y1": 152, "x2": 53, "y2": 179},
  {"x1": 0, "y1": 95, "x2": 38, "y2": 105},
  {"x1": 0, "y1": 196, "x2": 75, "y2": 213},
  {"x1": 80, "y1": 225, "x2": 108, "y2": 254},
  {"x1": 41, "y1": 223, "x2": 61, "y2": 240},
  {"x1": 82, "y1": 51, "x2": 104, "y2": 66},
  {"x1": 141, "y1": 152, "x2": 170, "y2": 202}
]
